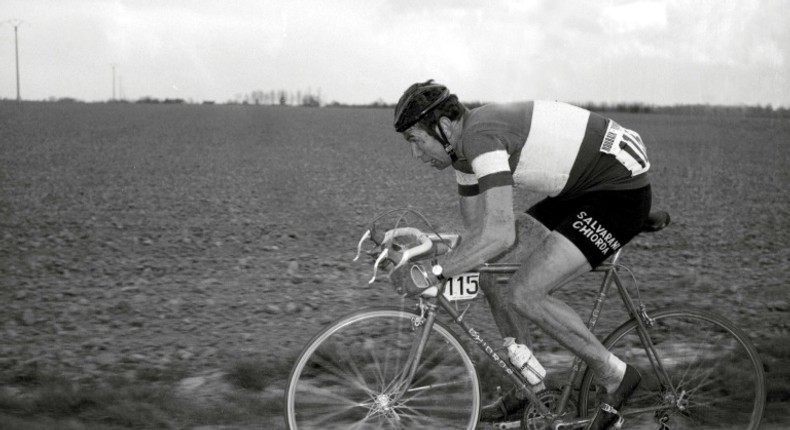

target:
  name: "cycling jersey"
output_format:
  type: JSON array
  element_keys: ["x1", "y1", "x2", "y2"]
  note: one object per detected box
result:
[{"x1": 452, "y1": 101, "x2": 650, "y2": 197}]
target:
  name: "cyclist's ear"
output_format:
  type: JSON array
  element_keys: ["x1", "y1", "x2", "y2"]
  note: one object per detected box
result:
[{"x1": 437, "y1": 117, "x2": 457, "y2": 143}]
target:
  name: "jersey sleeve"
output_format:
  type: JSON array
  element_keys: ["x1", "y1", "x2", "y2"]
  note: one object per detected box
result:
[
  {"x1": 455, "y1": 170, "x2": 479, "y2": 196},
  {"x1": 455, "y1": 133, "x2": 514, "y2": 196}
]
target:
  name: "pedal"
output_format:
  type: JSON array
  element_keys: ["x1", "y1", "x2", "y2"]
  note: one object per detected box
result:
[
  {"x1": 655, "y1": 410, "x2": 670, "y2": 430},
  {"x1": 492, "y1": 420, "x2": 521, "y2": 429},
  {"x1": 599, "y1": 403, "x2": 625, "y2": 430}
]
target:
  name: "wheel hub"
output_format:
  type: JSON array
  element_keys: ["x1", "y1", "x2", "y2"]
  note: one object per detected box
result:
[{"x1": 374, "y1": 393, "x2": 393, "y2": 412}]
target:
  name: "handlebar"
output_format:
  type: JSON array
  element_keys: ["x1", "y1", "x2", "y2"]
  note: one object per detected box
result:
[{"x1": 354, "y1": 227, "x2": 460, "y2": 284}]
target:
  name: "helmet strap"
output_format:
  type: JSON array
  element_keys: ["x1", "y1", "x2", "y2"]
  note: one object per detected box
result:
[{"x1": 436, "y1": 122, "x2": 458, "y2": 162}]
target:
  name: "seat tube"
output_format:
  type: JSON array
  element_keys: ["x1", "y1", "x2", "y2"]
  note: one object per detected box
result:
[
  {"x1": 611, "y1": 273, "x2": 678, "y2": 393},
  {"x1": 589, "y1": 267, "x2": 617, "y2": 328},
  {"x1": 558, "y1": 263, "x2": 618, "y2": 410}
]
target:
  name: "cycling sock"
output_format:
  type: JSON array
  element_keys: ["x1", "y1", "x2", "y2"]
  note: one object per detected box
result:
[{"x1": 600, "y1": 353, "x2": 627, "y2": 394}]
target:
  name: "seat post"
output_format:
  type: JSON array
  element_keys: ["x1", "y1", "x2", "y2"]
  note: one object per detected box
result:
[
  {"x1": 609, "y1": 248, "x2": 623, "y2": 266},
  {"x1": 587, "y1": 265, "x2": 616, "y2": 330}
]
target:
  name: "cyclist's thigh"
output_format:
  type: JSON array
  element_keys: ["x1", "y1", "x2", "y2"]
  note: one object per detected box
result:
[
  {"x1": 509, "y1": 231, "x2": 591, "y2": 297},
  {"x1": 490, "y1": 212, "x2": 550, "y2": 264}
]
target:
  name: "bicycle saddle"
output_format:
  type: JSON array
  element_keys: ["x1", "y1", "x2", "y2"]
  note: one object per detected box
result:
[{"x1": 641, "y1": 211, "x2": 671, "y2": 233}]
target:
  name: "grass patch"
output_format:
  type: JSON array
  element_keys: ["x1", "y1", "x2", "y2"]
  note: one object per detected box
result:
[
  {"x1": 134, "y1": 364, "x2": 191, "y2": 384},
  {"x1": 224, "y1": 354, "x2": 294, "y2": 392},
  {"x1": 0, "y1": 370, "x2": 188, "y2": 429},
  {"x1": 225, "y1": 360, "x2": 273, "y2": 391},
  {"x1": 757, "y1": 338, "x2": 790, "y2": 404},
  {"x1": 0, "y1": 357, "x2": 294, "y2": 430}
]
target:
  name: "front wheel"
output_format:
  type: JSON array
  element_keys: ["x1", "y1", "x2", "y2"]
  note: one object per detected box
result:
[
  {"x1": 578, "y1": 307, "x2": 766, "y2": 430},
  {"x1": 284, "y1": 306, "x2": 481, "y2": 430}
]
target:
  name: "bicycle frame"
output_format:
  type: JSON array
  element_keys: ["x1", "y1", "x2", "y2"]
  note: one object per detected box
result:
[
  {"x1": 397, "y1": 247, "x2": 680, "y2": 427},
  {"x1": 288, "y1": 209, "x2": 764, "y2": 430}
]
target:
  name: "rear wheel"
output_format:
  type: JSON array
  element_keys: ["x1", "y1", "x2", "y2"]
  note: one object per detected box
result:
[
  {"x1": 578, "y1": 307, "x2": 765, "y2": 429},
  {"x1": 284, "y1": 307, "x2": 481, "y2": 429}
]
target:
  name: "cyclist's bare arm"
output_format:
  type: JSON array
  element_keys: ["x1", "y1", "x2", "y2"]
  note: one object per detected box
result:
[
  {"x1": 439, "y1": 185, "x2": 515, "y2": 277},
  {"x1": 459, "y1": 193, "x2": 482, "y2": 232}
]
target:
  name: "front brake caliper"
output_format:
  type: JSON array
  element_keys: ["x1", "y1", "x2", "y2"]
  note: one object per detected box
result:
[
  {"x1": 411, "y1": 300, "x2": 427, "y2": 328},
  {"x1": 639, "y1": 303, "x2": 655, "y2": 328}
]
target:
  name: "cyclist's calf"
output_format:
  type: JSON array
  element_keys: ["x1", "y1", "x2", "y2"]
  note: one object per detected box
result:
[
  {"x1": 479, "y1": 273, "x2": 533, "y2": 347},
  {"x1": 504, "y1": 232, "x2": 612, "y2": 369}
]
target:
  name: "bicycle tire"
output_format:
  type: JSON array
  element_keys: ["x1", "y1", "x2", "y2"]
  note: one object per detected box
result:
[
  {"x1": 284, "y1": 306, "x2": 481, "y2": 430},
  {"x1": 578, "y1": 307, "x2": 766, "y2": 430}
]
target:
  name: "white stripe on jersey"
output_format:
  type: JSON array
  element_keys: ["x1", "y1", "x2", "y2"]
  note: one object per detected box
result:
[
  {"x1": 471, "y1": 150, "x2": 510, "y2": 180},
  {"x1": 512, "y1": 101, "x2": 590, "y2": 196},
  {"x1": 455, "y1": 170, "x2": 478, "y2": 186}
]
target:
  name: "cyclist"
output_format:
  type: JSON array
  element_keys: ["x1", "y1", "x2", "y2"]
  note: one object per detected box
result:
[{"x1": 391, "y1": 80, "x2": 651, "y2": 430}]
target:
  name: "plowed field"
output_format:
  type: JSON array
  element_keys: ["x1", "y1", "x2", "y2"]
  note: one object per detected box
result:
[{"x1": 1, "y1": 102, "x2": 788, "y2": 428}]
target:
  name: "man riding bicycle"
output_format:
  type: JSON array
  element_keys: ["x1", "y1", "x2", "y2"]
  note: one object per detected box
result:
[{"x1": 391, "y1": 80, "x2": 652, "y2": 430}]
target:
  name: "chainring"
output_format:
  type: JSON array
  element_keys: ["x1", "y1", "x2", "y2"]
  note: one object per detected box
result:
[{"x1": 521, "y1": 389, "x2": 578, "y2": 430}]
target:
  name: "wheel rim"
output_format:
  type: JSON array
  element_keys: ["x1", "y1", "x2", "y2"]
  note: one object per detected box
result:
[
  {"x1": 286, "y1": 309, "x2": 480, "y2": 429},
  {"x1": 579, "y1": 309, "x2": 765, "y2": 430}
]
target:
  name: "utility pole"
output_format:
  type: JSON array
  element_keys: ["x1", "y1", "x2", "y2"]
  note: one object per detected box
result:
[
  {"x1": 110, "y1": 63, "x2": 118, "y2": 101},
  {"x1": 3, "y1": 19, "x2": 25, "y2": 103}
]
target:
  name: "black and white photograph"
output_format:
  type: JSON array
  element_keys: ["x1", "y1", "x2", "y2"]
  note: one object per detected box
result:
[{"x1": 1, "y1": 1, "x2": 788, "y2": 429}]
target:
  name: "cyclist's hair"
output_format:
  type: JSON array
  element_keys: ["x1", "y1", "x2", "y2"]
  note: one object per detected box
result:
[{"x1": 394, "y1": 80, "x2": 467, "y2": 138}]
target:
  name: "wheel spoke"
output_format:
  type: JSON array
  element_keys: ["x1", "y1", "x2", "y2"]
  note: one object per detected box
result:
[
  {"x1": 578, "y1": 308, "x2": 765, "y2": 430},
  {"x1": 296, "y1": 378, "x2": 370, "y2": 407},
  {"x1": 300, "y1": 349, "x2": 378, "y2": 399},
  {"x1": 286, "y1": 308, "x2": 480, "y2": 430}
]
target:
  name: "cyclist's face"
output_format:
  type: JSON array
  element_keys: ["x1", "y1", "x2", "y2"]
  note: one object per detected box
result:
[{"x1": 403, "y1": 126, "x2": 452, "y2": 170}]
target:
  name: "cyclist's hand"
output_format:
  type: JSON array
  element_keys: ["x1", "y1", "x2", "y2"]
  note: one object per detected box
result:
[
  {"x1": 388, "y1": 263, "x2": 410, "y2": 295},
  {"x1": 389, "y1": 262, "x2": 436, "y2": 296}
]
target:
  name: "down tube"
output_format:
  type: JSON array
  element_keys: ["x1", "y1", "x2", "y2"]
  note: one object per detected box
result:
[{"x1": 437, "y1": 295, "x2": 549, "y2": 415}]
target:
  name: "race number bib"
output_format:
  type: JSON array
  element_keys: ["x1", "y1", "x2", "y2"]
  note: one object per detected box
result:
[
  {"x1": 443, "y1": 273, "x2": 480, "y2": 301},
  {"x1": 600, "y1": 121, "x2": 650, "y2": 176}
]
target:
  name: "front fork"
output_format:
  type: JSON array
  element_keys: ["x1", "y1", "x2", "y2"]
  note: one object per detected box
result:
[{"x1": 387, "y1": 300, "x2": 437, "y2": 400}]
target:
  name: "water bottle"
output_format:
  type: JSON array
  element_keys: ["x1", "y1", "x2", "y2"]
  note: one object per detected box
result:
[{"x1": 504, "y1": 337, "x2": 546, "y2": 389}]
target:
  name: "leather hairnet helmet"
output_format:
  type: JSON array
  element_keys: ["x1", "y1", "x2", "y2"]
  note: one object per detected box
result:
[{"x1": 393, "y1": 80, "x2": 450, "y2": 133}]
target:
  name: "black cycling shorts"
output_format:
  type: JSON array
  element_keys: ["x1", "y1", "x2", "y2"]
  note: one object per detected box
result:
[{"x1": 526, "y1": 185, "x2": 652, "y2": 267}]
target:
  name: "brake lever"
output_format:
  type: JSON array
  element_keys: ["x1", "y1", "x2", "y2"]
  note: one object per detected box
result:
[
  {"x1": 369, "y1": 248, "x2": 389, "y2": 284},
  {"x1": 353, "y1": 229, "x2": 372, "y2": 262}
]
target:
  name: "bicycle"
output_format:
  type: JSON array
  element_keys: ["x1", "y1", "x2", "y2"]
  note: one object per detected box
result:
[{"x1": 284, "y1": 209, "x2": 766, "y2": 430}]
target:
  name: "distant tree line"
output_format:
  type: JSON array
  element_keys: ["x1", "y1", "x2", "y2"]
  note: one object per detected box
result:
[
  {"x1": 575, "y1": 102, "x2": 790, "y2": 118},
  {"x1": 135, "y1": 97, "x2": 187, "y2": 104},
  {"x1": 234, "y1": 88, "x2": 322, "y2": 107},
  {"x1": 6, "y1": 96, "x2": 789, "y2": 118},
  {"x1": 340, "y1": 100, "x2": 790, "y2": 118}
]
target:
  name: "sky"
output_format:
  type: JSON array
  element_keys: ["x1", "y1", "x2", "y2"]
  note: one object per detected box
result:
[{"x1": 1, "y1": 0, "x2": 788, "y2": 106}]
